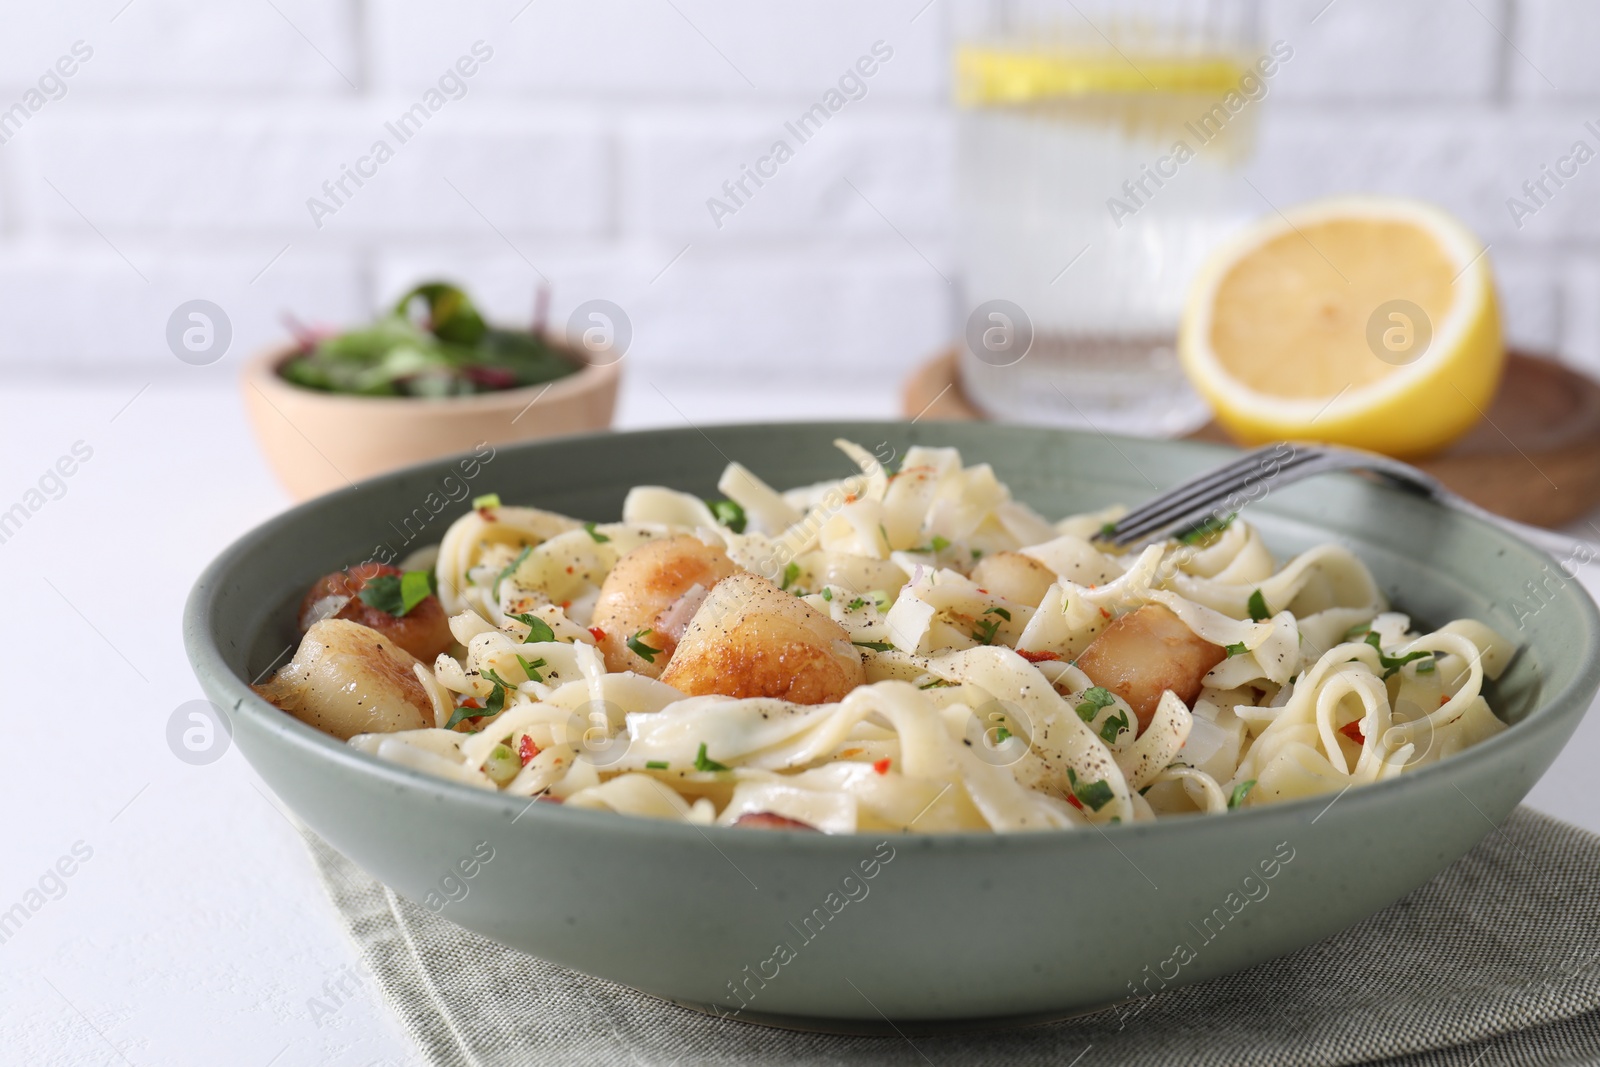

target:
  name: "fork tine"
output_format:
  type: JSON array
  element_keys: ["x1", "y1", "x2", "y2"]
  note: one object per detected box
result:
[{"x1": 1106, "y1": 445, "x2": 1319, "y2": 545}]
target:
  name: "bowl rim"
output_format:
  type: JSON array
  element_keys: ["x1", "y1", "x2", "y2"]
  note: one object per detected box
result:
[
  {"x1": 184, "y1": 421, "x2": 1600, "y2": 849},
  {"x1": 243, "y1": 338, "x2": 621, "y2": 410}
]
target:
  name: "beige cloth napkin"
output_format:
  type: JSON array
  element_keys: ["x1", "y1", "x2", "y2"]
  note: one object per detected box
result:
[{"x1": 305, "y1": 807, "x2": 1600, "y2": 1067}]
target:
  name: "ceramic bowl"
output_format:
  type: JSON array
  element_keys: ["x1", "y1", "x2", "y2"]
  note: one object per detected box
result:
[
  {"x1": 183, "y1": 422, "x2": 1600, "y2": 1029},
  {"x1": 241, "y1": 343, "x2": 620, "y2": 500}
]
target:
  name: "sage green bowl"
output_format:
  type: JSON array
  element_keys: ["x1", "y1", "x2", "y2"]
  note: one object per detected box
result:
[{"x1": 183, "y1": 422, "x2": 1600, "y2": 1030}]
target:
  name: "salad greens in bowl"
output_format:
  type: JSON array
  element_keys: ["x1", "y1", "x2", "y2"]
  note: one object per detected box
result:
[
  {"x1": 242, "y1": 281, "x2": 619, "y2": 499},
  {"x1": 279, "y1": 282, "x2": 578, "y2": 398}
]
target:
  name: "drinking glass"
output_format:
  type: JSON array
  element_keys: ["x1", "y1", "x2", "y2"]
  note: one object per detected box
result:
[{"x1": 954, "y1": 0, "x2": 1264, "y2": 436}]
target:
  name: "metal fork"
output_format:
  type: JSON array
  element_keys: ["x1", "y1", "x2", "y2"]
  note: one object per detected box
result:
[{"x1": 1100, "y1": 442, "x2": 1552, "y2": 552}]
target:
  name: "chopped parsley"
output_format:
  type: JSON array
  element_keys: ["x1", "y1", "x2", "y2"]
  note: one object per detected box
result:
[
  {"x1": 1365, "y1": 631, "x2": 1432, "y2": 679},
  {"x1": 693, "y1": 742, "x2": 730, "y2": 772},
  {"x1": 708, "y1": 499, "x2": 747, "y2": 533},
  {"x1": 1416, "y1": 658, "x2": 1437, "y2": 674},
  {"x1": 1099, "y1": 709, "x2": 1130, "y2": 743},
  {"x1": 971, "y1": 548, "x2": 983, "y2": 560},
  {"x1": 971, "y1": 617, "x2": 1001, "y2": 645},
  {"x1": 445, "y1": 702, "x2": 489, "y2": 730},
  {"x1": 853, "y1": 640, "x2": 894, "y2": 652},
  {"x1": 780, "y1": 562, "x2": 801, "y2": 591},
  {"x1": 480, "y1": 668, "x2": 513, "y2": 715},
  {"x1": 1224, "y1": 642, "x2": 1248, "y2": 658},
  {"x1": 869, "y1": 590, "x2": 890, "y2": 612},
  {"x1": 510, "y1": 613, "x2": 556, "y2": 644},
  {"x1": 493, "y1": 545, "x2": 533, "y2": 599},
  {"x1": 1228, "y1": 779, "x2": 1257, "y2": 809},
  {"x1": 1177, "y1": 512, "x2": 1236, "y2": 546},
  {"x1": 1247, "y1": 589, "x2": 1270, "y2": 622},
  {"x1": 879, "y1": 523, "x2": 891, "y2": 551},
  {"x1": 1075, "y1": 686, "x2": 1116, "y2": 723},
  {"x1": 473, "y1": 493, "x2": 501, "y2": 509},
  {"x1": 919, "y1": 678, "x2": 952, "y2": 689},
  {"x1": 932, "y1": 535, "x2": 950, "y2": 552},
  {"x1": 1098, "y1": 521, "x2": 1118, "y2": 539},
  {"x1": 1067, "y1": 767, "x2": 1114, "y2": 812},
  {"x1": 358, "y1": 569, "x2": 437, "y2": 617},
  {"x1": 583, "y1": 522, "x2": 610, "y2": 543},
  {"x1": 985, "y1": 606, "x2": 1012, "y2": 621},
  {"x1": 821, "y1": 588, "x2": 833, "y2": 601},
  {"x1": 626, "y1": 629, "x2": 660, "y2": 663},
  {"x1": 515, "y1": 655, "x2": 546, "y2": 683},
  {"x1": 645, "y1": 760, "x2": 669, "y2": 770},
  {"x1": 993, "y1": 726, "x2": 1013, "y2": 743},
  {"x1": 1344, "y1": 622, "x2": 1372, "y2": 640}
]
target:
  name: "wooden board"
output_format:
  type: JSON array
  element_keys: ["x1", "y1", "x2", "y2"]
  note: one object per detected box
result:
[{"x1": 903, "y1": 349, "x2": 1600, "y2": 527}]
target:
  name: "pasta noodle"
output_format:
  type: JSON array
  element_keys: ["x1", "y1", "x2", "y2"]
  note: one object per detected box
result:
[{"x1": 279, "y1": 439, "x2": 1513, "y2": 834}]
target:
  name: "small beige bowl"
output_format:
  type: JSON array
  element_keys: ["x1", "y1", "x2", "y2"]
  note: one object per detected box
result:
[{"x1": 241, "y1": 344, "x2": 620, "y2": 500}]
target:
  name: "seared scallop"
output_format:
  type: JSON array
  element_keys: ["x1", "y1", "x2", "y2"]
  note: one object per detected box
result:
[
  {"x1": 297, "y1": 563, "x2": 454, "y2": 662},
  {"x1": 659, "y1": 572, "x2": 865, "y2": 704},
  {"x1": 253, "y1": 618, "x2": 433, "y2": 740},
  {"x1": 591, "y1": 535, "x2": 739, "y2": 677},
  {"x1": 1073, "y1": 603, "x2": 1225, "y2": 733}
]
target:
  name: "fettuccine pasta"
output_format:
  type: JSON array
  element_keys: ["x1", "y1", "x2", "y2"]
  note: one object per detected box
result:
[{"x1": 255, "y1": 440, "x2": 1513, "y2": 834}]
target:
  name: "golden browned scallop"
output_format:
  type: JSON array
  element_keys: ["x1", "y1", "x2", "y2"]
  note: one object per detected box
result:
[
  {"x1": 591, "y1": 534, "x2": 739, "y2": 677},
  {"x1": 298, "y1": 563, "x2": 454, "y2": 662},
  {"x1": 660, "y1": 573, "x2": 865, "y2": 704},
  {"x1": 253, "y1": 618, "x2": 433, "y2": 740},
  {"x1": 1074, "y1": 603, "x2": 1225, "y2": 733},
  {"x1": 970, "y1": 551, "x2": 1056, "y2": 607}
]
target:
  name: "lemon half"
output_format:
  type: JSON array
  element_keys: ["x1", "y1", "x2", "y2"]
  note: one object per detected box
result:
[{"x1": 1178, "y1": 196, "x2": 1503, "y2": 458}]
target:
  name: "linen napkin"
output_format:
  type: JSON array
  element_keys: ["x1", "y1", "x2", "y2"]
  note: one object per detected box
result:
[{"x1": 304, "y1": 807, "x2": 1600, "y2": 1066}]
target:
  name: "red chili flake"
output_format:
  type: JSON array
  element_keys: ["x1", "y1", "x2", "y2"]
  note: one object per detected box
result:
[
  {"x1": 1066, "y1": 792, "x2": 1084, "y2": 810},
  {"x1": 588, "y1": 626, "x2": 607, "y2": 642},
  {"x1": 845, "y1": 494, "x2": 858, "y2": 504},
  {"x1": 1099, "y1": 607, "x2": 1112, "y2": 619},
  {"x1": 518, "y1": 735, "x2": 542, "y2": 765},
  {"x1": 1339, "y1": 720, "x2": 1365, "y2": 744},
  {"x1": 477, "y1": 507, "x2": 497, "y2": 521},
  {"x1": 976, "y1": 588, "x2": 989, "y2": 595},
  {"x1": 565, "y1": 566, "x2": 574, "y2": 574},
  {"x1": 560, "y1": 601, "x2": 571, "y2": 610},
  {"x1": 1017, "y1": 649, "x2": 1060, "y2": 663},
  {"x1": 873, "y1": 758, "x2": 891, "y2": 775},
  {"x1": 1440, "y1": 694, "x2": 1451, "y2": 707},
  {"x1": 458, "y1": 698, "x2": 484, "y2": 710}
]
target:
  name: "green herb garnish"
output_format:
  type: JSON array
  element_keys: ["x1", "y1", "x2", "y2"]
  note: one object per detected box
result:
[
  {"x1": 583, "y1": 522, "x2": 610, "y2": 543},
  {"x1": 1416, "y1": 658, "x2": 1437, "y2": 674},
  {"x1": 473, "y1": 493, "x2": 501, "y2": 509},
  {"x1": 1075, "y1": 686, "x2": 1116, "y2": 723},
  {"x1": 1098, "y1": 521, "x2": 1118, "y2": 539},
  {"x1": 515, "y1": 655, "x2": 546, "y2": 683},
  {"x1": 509, "y1": 613, "x2": 555, "y2": 644},
  {"x1": 993, "y1": 726, "x2": 1013, "y2": 743},
  {"x1": 1364, "y1": 631, "x2": 1432, "y2": 679},
  {"x1": 627, "y1": 629, "x2": 660, "y2": 663},
  {"x1": 708, "y1": 499, "x2": 747, "y2": 533},
  {"x1": 358, "y1": 569, "x2": 437, "y2": 617},
  {"x1": 1067, "y1": 767, "x2": 1114, "y2": 812},
  {"x1": 1177, "y1": 513, "x2": 1235, "y2": 546},
  {"x1": 780, "y1": 562, "x2": 801, "y2": 591},
  {"x1": 1228, "y1": 779, "x2": 1257, "y2": 809},
  {"x1": 494, "y1": 545, "x2": 532, "y2": 600},
  {"x1": 646, "y1": 760, "x2": 669, "y2": 770},
  {"x1": 821, "y1": 588, "x2": 833, "y2": 601},
  {"x1": 1247, "y1": 589, "x2": 1269, "y2": 622},
  {"x1": 1099, "y1": 709, "x2": 1130, "y2": 743},
  {"x1": 694, "y1": 743, "x2": 730, "y2": 772},
  {"x1": 853, "y1": 640, "x2": 894, "y2": 652},
  {"x1": 1344, "y1": 622, "x2": 1372, "y2": 640},
  {"x1": 1224, "y1": 642, "x2": 1248, "y2": 657},
  {"x1": 445, "y1": 703, "x2": 489, "y2": 730},
  {"x1": 919, "y1": 678, "x2": 952, "y2": 689}
]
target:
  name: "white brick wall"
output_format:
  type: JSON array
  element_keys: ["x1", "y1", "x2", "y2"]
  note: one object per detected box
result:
[{"x1": 0, "y1": 0, "x2": 1595, "y2": 385}]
